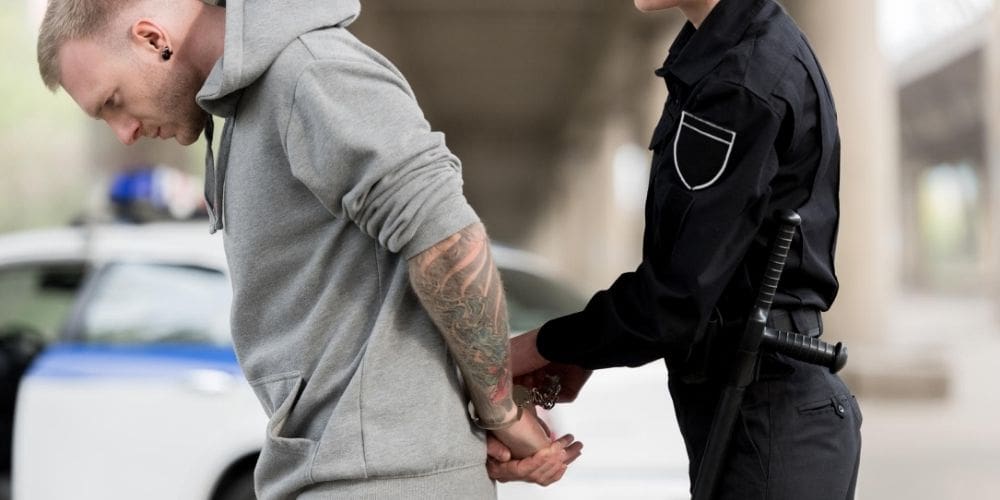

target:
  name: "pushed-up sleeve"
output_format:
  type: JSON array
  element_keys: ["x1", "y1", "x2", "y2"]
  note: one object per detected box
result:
[
  {"x1": 538, "y1": 80, "x2": 785, "y2": 369},
  {"x1": 284, "y1": 59, "x2": 479, "y2": 258}
]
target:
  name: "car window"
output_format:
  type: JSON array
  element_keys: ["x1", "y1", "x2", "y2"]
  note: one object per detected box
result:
[
  {"x1": 500, "y1": 268, "x2": 585, "y2": 334},
  {"x1": 0, "y1": 263, "x2": 86, "y2": 343},
  {"x1": 80, "y1": 263, "x2": 232, "y2": 345}
]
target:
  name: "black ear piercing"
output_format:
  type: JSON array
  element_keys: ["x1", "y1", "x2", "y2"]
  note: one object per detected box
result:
[{"x1": 161, "y1": 47, "x2": 172, "y2": 61}]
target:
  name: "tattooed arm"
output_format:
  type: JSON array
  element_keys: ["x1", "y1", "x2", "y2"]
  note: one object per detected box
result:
[{"x1": 408, "y1": 222, "x2": 549, "y2": 457}]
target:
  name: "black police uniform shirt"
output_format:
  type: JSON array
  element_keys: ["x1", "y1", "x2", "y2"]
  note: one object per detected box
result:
[{"x1": 537, "y1": 0, "x2": 840, "y2": 369}]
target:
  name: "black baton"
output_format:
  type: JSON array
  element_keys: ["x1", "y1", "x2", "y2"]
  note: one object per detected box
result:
[{"x1": 691, "y1": 210, "x2": 847, "y2": 500}]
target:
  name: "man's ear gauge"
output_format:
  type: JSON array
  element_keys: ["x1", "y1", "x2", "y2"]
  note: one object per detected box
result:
[{"x1": 161, "y1": 47, "x2": 172, "y2": 61}]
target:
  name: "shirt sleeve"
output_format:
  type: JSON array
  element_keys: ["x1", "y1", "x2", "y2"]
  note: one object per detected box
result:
[
  {"x1": 283, "y1": 58, "x2": 480, "y2": 259},
  {"x1": 537, "y1": 80, "x2": 784, "y2": 369}
]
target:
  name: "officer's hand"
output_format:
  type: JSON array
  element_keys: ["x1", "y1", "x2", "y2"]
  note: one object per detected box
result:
[
  {"x1": 486, "y1": 433, "x2": 583, "y2": 486},
  {"x1": 515, "y1": 363, "x2": 593, "y2": 403},
  {"x1": 510, "y1": 329, "x2": 551, "y2": 376}
]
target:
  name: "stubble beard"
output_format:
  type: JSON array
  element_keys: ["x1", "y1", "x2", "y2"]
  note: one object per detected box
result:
[{"x1": 158, "y1": 64, "x2": 208, "y2": 146}]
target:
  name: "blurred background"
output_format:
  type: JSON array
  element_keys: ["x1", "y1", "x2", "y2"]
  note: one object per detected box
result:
[{"x1": 2, "y1": 0, "x2": 999, "y2": 498}]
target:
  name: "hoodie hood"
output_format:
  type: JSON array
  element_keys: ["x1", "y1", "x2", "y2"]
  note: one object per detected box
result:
[
  {"x1": 197, "y1": 0, "x2": 359, "y2": 233},
  {"x1": 197, "y1": 0, "x2": 360, "y2": 117}
]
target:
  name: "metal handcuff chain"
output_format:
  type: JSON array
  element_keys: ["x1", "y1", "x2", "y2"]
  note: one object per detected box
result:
[{"x1": 513, "y1": 374, "x2": 562, "y2": 410}]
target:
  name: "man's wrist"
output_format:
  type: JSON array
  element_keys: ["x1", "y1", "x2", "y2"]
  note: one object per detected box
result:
[
  {"x1": 469, "y1": 396, "x2": 521, "y2": 429},
  {"x1": 490, "y1": 406, "x2": 550, "y2": 458},
  {"x1": 473, "y1": 405, "x2": 523, "y2": 431}
]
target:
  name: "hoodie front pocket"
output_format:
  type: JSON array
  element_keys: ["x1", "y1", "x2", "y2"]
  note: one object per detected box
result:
[
  {"x1": 249, "y1": 372, "x2": 317, "y2": 500},
  {"x1": 249, "y1": 371, "x2": 316, "y2": 456}
]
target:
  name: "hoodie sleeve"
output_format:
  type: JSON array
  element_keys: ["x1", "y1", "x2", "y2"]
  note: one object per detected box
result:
[{"x1": 283, "y1": 58, "x2": 480, "y2": 259}]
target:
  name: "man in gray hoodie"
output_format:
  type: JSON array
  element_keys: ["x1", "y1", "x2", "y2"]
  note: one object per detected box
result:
[{"x1": 36, "y1": 0, "x2": 581, "y2": 497}]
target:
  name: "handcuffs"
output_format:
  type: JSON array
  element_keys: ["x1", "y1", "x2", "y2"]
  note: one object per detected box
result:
[{"x1": 472, "y1": 375, "x2": 561, "y2": 430}]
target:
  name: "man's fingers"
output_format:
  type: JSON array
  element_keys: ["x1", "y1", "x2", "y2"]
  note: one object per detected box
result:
[
  {"x1": 485, "y1": 434, "x2": 581, "y2": 486},
  {"x1": 486, "y1": 458, "x2": 519, "y2": 482},
  {"x1": 536, "y1": 464, "x2": 568, "y2": 487},
  {"x1": 555, "y1": 433, "x2": 574, "y2": 448},
  {"x1": 521, "y1": 453, "x2": 558, "y2": 481},
  {"x1": 486, "y1": 435, "x2": 511, "y2": 462},
  {"x1": 563, "y1": 441, "x2": 584, "y2": 465}
]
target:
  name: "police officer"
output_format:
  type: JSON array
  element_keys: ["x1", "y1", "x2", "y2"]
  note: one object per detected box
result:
[{"x1": 488, "y1": 0, "x2": 862, "y2": 498}]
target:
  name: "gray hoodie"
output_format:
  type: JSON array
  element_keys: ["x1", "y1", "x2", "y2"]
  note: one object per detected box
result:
[{"x1": 195, "y1": 1, "x2": 493, "y2": 497}]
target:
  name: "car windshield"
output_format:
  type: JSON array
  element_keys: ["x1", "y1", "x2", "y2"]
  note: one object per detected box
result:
[
  {"x1": 0, "y1": 263, "x2": 85, "y2": 342},
  {"x1": 75, "y1": 261, "x2": 581, "y2": 344},
  {"x1": 80, "y1": 263, "x2": 232, "y2": 345},
  {"x1": 500, "y1": 268, "x2": 585, "y2": 334}
]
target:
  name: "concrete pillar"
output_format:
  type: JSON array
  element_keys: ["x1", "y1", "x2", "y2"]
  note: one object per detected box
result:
[
  {"x1": 526, "y1": 14, "x2": 679, "y2": 291},
  {"x1": 987, "y1": 6, "x2": 1000, "y2": 300},
  {"x1": 786, "y1": 0, "x2": 900, "y2": 352}
]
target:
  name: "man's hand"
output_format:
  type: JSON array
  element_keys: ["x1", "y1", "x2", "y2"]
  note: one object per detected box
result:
[
  {"x1": 486, "y1": 433, "x2": 583, "y2": 486},
  {"x1": 487, "y1": 403, "x2": 553, "y2": 458}
]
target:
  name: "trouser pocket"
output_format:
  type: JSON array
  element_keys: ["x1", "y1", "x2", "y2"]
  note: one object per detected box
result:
[{"x1": 763, "y1": 368, "x2": 861, "y2": 500}]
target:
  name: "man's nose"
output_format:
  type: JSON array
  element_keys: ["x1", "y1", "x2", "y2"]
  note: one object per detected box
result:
[{"x1": 108, "y1": 116, "x2": 141, "y2": 145}]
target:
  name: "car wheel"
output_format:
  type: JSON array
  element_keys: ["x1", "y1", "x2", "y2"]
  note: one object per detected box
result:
[{"x1": 215, "y1": 468, "x2": 255, "y2": 500}]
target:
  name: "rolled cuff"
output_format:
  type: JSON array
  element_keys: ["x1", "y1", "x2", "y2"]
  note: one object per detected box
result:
[{"x1": 397, "y1": 194, "x2": 480, "y2": 260}]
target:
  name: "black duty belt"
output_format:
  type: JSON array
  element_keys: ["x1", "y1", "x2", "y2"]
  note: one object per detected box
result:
[
  {"x1": 673, "y1": 307, "x2": 825, "y2": 385},
  {"x1": 766, "y1": 308, "x2": 823, "y2": 338}
]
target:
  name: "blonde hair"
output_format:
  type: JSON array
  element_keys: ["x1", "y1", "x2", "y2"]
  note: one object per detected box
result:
[{"x1": 37, "y1": 0, "x2": 140, "y2": 91}]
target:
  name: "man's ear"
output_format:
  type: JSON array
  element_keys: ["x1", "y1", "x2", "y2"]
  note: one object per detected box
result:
[{"x1": 130, "y1": 19, "x2": 171, "y2": 59}]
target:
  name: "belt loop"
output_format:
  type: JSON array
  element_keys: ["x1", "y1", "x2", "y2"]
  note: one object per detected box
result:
[
  {"x1": 766, "y1": 308, "x2": 823, "y2": 337},
  {"x1": 767, "y1": 309, "x2": 791, "y2": 330},
  {"x1": 790, "y1": 308, "x2": 823, "y2": 338}
]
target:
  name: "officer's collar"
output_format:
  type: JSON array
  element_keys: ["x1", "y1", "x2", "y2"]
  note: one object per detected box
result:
[{"x1": 656, "y1": 0, "x2": 768, "y2": 87}]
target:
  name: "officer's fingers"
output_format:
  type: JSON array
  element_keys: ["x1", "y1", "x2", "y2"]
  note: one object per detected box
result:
[
  {"x1": 485, "y1": 435, "x2": 512, "y2": 462},
  {"x1": 513, "y1": 373, "x2": 535, "y2": 387}
]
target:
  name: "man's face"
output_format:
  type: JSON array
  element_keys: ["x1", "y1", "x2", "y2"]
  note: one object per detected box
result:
[{"x1": 58, "y1": 38, "x2": 207, "y2": 146}]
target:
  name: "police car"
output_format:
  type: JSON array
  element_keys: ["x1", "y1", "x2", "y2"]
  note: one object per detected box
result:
[{"x1": 0, "y1": 210, "x2": 583, "y2": 500}]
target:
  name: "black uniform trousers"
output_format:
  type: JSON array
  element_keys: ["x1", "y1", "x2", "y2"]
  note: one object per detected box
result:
[{"x1": 667, "y1": 313, "x2": 862, "y2": 500}]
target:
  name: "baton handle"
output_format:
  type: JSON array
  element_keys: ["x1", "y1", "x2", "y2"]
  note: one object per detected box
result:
[
  {"x1": 754, "y1": 210, "x2": 801, "y2": 314},
  {"x1": 762, "y1": 327, "x2": 848, "y2": 373},
  {"x1": 693, "y1": 210, "x2": 803, "y2": 500}
]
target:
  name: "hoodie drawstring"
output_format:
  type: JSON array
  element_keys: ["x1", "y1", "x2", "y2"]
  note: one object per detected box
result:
[{"x1": 203, "y1": 116, "x2": 233, "y2": 233}]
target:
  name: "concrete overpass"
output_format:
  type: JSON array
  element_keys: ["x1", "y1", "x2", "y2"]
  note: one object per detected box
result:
[
  {"x1": 351, "y1": 1, "x2": 900, "y2": 373},
  {"x1": 103, "y1": 0, "x2": 908, "y2": 394}
]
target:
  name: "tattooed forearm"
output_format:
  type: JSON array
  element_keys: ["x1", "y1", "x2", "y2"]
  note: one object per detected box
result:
[{"x1": 409, "y1": 223, "x2": 514, "y2": 424}]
